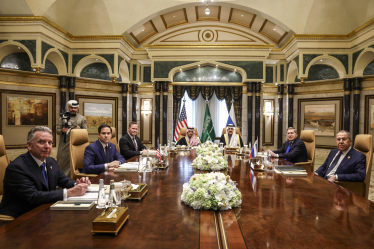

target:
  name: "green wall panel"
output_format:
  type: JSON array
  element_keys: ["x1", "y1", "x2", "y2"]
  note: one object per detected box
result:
[
  {"x1": 154, "y1": 61, "x2": 197, "y2": 78},
  {"x1": 14, "y1": 40, "x2": 37, "y2": 63}
]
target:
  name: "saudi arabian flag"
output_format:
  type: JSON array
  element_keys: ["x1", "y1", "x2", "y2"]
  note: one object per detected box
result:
[{"x1": 200, "y1": 103, "x2": 216, "y2": 143}]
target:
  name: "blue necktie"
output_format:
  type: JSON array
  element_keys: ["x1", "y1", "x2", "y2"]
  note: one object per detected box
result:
[
  {"x1": 284, "y1": 142, "x2": 292, "y2": 161},
  {"x1": 41, "y1": 162, "x2": 49, "y2": 189}
]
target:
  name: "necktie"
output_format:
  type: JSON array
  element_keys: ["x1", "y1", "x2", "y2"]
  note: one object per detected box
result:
[
  {"x1": 133, "y1": 138, "x2": 138, "y2": 151},
  {"x1": 41, "y1": 162, "x2": 49, "y2": 189},
  {"x1": 284, "y1": 142, "x2": 292, "y2": 161},
  {"x1": 325, "y1": 152, "x2": 342, "y2": 178},
  {"x1": 105, "y1": 145, "x2": 110, "y2": 163}
]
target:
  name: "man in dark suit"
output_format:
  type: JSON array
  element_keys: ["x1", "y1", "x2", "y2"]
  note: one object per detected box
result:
[
  {"x1": 268, "y1": 127, "x2": 308, "y2": 163},
  {"x1": 0, "y1": 126, "x2": 90, "y2": 218},
  {"x1": 315, "y1": 130, "x2": 366, "y2": 183},
  {"x1": 81, "y1": 124, "x2": 125, "y2": 174},
  {"x1": 119, "y1": 121, "x2": 148, "y2": 160}
]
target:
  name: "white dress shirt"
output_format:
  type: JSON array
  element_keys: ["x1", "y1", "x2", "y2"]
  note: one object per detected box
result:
[{"x1": 326, "y1": 146, "x2": 352, "y2": 180}]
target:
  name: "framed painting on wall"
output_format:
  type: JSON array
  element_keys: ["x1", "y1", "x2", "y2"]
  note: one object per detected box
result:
[
  {"x1": 75, "y1": 95, "x2": 118, "y2": 142},
  {"x1": 0, "y1": 90, "x2": 56, "y2": 148},
  {"x1": 298, "y1": 97, "x2": 342, "y2": 149}
]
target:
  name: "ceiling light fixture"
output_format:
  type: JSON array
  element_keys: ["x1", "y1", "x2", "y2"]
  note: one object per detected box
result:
[
  {"x1": 204, "y1": 0, "x2": 213, "y2": 15},
  {"x1": 241, "y1": 15, "x2": 243, "y2": 17}
]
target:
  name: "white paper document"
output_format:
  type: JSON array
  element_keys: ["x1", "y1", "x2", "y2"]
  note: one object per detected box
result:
[
  {"x1": 119, "y1": 163, "x2": 139, "y2": 170},
  {"x1": 67, "y1": 192, "x2": 99, "y2": 202}
]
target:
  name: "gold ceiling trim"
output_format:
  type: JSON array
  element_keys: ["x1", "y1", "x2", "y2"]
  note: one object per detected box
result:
[
  {"x1": 160, "y1": 30, "x2": 201, "y2": 43},
  {"x1": 215, "y1": 30, "x2": 256, "y2": 43},
  {"x1": 144, "y1": 44, "x2": 274, "y2": 50}
]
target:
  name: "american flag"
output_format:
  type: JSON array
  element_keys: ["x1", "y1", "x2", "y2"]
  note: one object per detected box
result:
[
  {"x1": 174, "y1": 102, "x2": 188, "y2": 141},
  {"x1": 156, "y1": 137, "x2": 161, "y2": 162}
]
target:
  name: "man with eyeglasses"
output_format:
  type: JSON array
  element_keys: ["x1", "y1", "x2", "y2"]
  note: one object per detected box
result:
[{"x1": 314, "y1": 130, "x2": 366, "y2": 183}]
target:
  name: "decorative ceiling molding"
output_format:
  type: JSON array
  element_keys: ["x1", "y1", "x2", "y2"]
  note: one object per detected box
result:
[
  {"x1": 228, "y1": 8, "x2": 257, "y2": 29},
  {"x1": 143, "y1": 44, "x2": 275, "y2": 50},
  {"x1": 160, "y1": 30, "x2": 201, "y2": 42}
]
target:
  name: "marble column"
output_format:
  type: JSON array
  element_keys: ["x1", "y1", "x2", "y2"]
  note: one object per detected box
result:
[
  {"x1": 352, "y1": 78, "x2": 361, "y2": 142},
  {"x1": 122, "y1": 84, "x2": 128, "y2": 136},
  {"x1": 132, "y1": 84, "x2": 138, "y2": 122},
  {"x1": 162, "y1": 82, "x2": 169, "y2": 145},
  {"x1": 287, "y1": 84, "x2": 294, "y2": 128},
  {"x1": 58, "y1": 76, "x2": 67, "y2": 114},
  {"x1": 255, "y1": 82, "x2": 261, "y2": 144},
  {"x1": 277, "y1": 85, "x2": 284, "y2": 148},
  {"x1": 155, "y1": 82, "x2": 161, "y2": 145},
  {"x1": 247, "y1": 82, "x2": 254, "y2": 146},
  {"x1": 68, "y1": 77, "x2": 76, "y2": 100},
  {"x1": 343, "y1": 78, "x2": 351, "y2": 132}
]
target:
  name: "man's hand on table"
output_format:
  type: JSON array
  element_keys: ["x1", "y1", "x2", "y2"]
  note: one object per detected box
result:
[{"x1": 67, "y1": 183, "x2": 89, "y2": 197}]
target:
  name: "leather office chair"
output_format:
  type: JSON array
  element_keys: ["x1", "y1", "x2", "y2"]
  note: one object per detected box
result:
[
  {"x1": 221, "y1": 127, "x2": 242, "y2": 136},
  {"x1": 69, "y1": 129, "x2": 97, "y2": 180},
  {"x1": 0, "y1": 135, "x2": 14, "y2": 221},
  {"x1": 109, "y1": 127, "x2": 120, "y2": 153},
  {"x1": 177, "y1": 127, "x2": 200, "y2": 142},
  {"x1": 335, "y1": 134, "x2": 373, "y2": 198},
  {"x1": 295, "y1": 130, "x2": 315, "y2": 172}
]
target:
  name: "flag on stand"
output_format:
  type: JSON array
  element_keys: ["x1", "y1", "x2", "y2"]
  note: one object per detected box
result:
[
  {"x1": 249, "y1": 168, "x2": 257, "y2": 193},
  {"x1": 156, "y1": 137, "x2": 161, "y2": 162},
  {"x1": 250, "y1": 138, "x2": 258, "y2": 159},
  {"x1": 200, "y1": 103, "x2": 216, "y2": 143},
  {"x1": 174, "y1": 102, "x2": 188, "y2": 141},
  {"x1": 226, "y1": 102, "x2": 237, "y2": 127}
]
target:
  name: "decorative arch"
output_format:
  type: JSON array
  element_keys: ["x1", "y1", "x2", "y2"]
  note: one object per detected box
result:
[
  {"x1": 168, "y1": 61, "x2": 247, "y2": 82},
  {"x1": 74, "y1": 55, "x2": 114, "y2": 77},
  {"x1": 0, "y1": 41, "x2": 34, "y2": 66},
  {"x1": 43, "y1": 48, "x2": 67, "y2": 75},
  {"x1": 119, "y1": 60, "x2": 130, "y2": 83},
  {"x1": 287, "y1": 60, "x2": 298, "y2": 83},
  {"x1": 353, "y1": 48, "x2": 374, "y2": 77},
  {"x1": 304, "y1": 55, "x2": 346, "y2": 79}
]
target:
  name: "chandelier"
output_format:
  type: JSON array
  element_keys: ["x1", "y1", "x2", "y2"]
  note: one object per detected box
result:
[{"x1": 201, "y1": 0, "x2": 213, "y2": 15}]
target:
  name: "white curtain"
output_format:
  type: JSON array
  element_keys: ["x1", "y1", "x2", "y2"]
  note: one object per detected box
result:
[{"x1": 181, "y1": 91, "x2": 228, "y2": 139}]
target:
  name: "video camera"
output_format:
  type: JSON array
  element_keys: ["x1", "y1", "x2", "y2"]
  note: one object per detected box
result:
[{"x1": 60, "y1": 111, "x2": 72, "y2": 128}]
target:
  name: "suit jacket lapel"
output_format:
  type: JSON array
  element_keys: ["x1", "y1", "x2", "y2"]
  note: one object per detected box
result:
[
  {"x1": 127, "y1": 134, "x2": 135, "y2": 150},
  {"x1": 335, "y1": 148, "x2": 354, "y2": 174},
  {"x1": 26, "y1": 152, "x2": 49, "y2": 190},
  {"x1": 46, "y1": 158, "x2": 55, "y2": 190}
]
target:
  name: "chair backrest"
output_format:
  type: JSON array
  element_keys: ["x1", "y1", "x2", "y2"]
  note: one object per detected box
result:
[
  {"x1": 353, "y1": 134, "x2": 373, "y2": 198},
  {"x1": 0, "y1": 135, "x2": 10, "y2": 195},
  {"x1": 300, "y1": 130, "x2": 315, "y2": 169},
  {"x1": 69, "y1": 129, "x2": 90, "y2": 180},
  {"x1": 109, "y1": 127, "x2": 120, "y2": 153},
  {"x1": 221, "y1": 127, "x2": 241, "y2": 136},
  {"x1": 177, "y1": 127, "x2": 199, "y2": 142}
]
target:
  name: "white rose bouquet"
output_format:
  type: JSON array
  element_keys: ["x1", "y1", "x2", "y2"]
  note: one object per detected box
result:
[
  {"x1": 196, "y1": 141, "x2": 220, "y2": 156},
  {"x1": 181, "y1": 172, "x2": 242, "y2": 210},
  {"x1": 191, "y1": 154, "x2": 227, "y2": 171}
]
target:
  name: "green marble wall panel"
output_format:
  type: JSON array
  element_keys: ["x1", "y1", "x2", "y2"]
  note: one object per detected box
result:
[
  {"x1": 41, "y1": 42, "x2": 54, "y2": 63},
  {"x1": 280, "y1": 64, "x2": 284, "y2": 81},
  {"x1": 72, "y1": 54, "x2": 89, "y2": 73},
  {"x1": 218, "y1": 61, "x2": 263, "y2": 79},
  {"x1": 14, "y1": 40, "x2": 36, "y2": 63},
  {"x1": 132, "y1": 64, "x2": 137, "y2": 81},
  {"x1": 303, "y1": 54, "x2": 322, "y2": 74},
  {"x1": 0, "y1": 52, "x2": 57, "y2": 74},
  {"x1": 265, "y1": 66, "x2": 273, "y2": 83},
  {"x1": 58, "y1": 49, "x2": 69, "y2": 72},
  {"x1": 370, "y1": 43, "x2": 374, "y2": 49},
  {"x1": 118, "y1": 56, "x2": 123, "y2": 73},
  {"x1": 143, "y1": 66, "x2": 151, "y2": 82},
  {"x1": 173, "y1": 66, "x2": 242, "y2": 82},
  {"x1": 0, "y1": 40, "x2": 7, "y2": 44},
  {"x1": 117, "y1": 75, "x2": 122, "y2": 82},
  {"x1": 363, "y1": 60, "x2": 374, "y2": 75},
  {"x1": 126, "y1": 61, "x2": 130, "y2": 73},
  {"x1": 352, "y1": 49, "x2": 364, "y2": 72},
  {"x1": 306, "y1": 64, "x2": 339, "y2": 81},
  {"x1": 154, "y1": 61, "x2": 197, "y2": 78},
  {"x1": 80, "y1": 62, "x2": 111, "y2": 81},
  {"x1": 295, "y1": 75, "x2": 301, "y2": 82},
  {"x1": 330, "y1": 54, "x2": 348, "y2": 74},
  {"x1": 97, "y1": 54, "x2": 114, "y2": 72},
  {"x1": 275, "y1": 65, "x2": 277, "y2": 82}
]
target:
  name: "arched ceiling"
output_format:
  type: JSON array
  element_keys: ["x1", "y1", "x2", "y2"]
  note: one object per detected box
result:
[{"x1": 1, "y1": 0, "x2": 374, "y2": 46}]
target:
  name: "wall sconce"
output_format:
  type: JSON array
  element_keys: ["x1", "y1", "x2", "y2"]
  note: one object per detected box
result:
[{"x1": 263, "y1": 101, "x2": 274, "y2": 116}]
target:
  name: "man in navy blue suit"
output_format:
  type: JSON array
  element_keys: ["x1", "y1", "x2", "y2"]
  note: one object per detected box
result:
[
  {"x1": 81, "y1": 125, "x2": 125, "y2": 175},
  {"x1": 315, "y1": 130, "x2": 366, "y2": 183}
]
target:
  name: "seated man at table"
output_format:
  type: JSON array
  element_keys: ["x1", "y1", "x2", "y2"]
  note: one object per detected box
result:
[
  {"x1": 268, "y1": 127, "x2": 307, "y2": 164},
  {"x1": 0, "y1": 126, "x2": 90, "y2": 218},
  {"x1": 80, "y1": 124, "x2": 125, "y2": 174},
  {"x1": 219, "y1": 124, "x2": 244, "y2": 148},
  {"x1": 177, "y1": 127, "x2": 201, "y2": 146},
  {"x1": 119, "y1": 121, "x2": 148, "y2": 160},
  {"x1": 315, "y1": 130, "x2": 366, "y2": 183}
]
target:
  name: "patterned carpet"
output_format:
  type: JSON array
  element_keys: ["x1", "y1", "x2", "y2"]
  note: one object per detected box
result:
[{"x1": 6, "y1": 148, "x2": 374, "y2": 202}]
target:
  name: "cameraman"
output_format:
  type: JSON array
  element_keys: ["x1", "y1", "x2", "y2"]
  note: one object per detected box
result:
[{"x1": 56, "y1": 100, "x2": 87, "y2": 178}]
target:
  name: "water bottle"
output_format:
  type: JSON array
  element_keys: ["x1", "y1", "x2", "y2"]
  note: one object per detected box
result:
[
  {"x1": 108, "y1": 180, "x2": 117, "y2": 207},
  {"x1": 96, "y1": 179, "x2": 106, "y2": 209}
]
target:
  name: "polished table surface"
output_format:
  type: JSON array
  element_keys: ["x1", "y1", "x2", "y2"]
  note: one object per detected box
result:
[{"x1": 1, "y1": 151, "x2": 374, "y2": 248}]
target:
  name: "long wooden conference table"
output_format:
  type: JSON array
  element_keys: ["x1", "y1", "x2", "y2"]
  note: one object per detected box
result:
[{"x1": 1, "y1": 150, "x2": 374, "y2": 248}]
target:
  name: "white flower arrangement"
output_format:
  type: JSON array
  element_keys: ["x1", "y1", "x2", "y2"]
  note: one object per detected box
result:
[
  {"x1": 181, "y1": 172, "x2": 242, "y2": 210},
  {"x1": 191, "y1": 154, "x2": 227, "y2": 171},
  {"x1": 196, "y1": 141, "x2": 220, "y2": 156}
]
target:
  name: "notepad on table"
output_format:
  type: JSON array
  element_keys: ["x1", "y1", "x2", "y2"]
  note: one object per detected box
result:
[
  {"x1": 115, "y1": 163, "x2": 138, "y2": 172},
  {"x1": 67, "y1": 192, "x2": 99, "y2": 202}
]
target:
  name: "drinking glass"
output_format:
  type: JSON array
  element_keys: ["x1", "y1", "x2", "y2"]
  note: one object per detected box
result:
[{"x1": 114, "y1": 182, "x2": 122, "y2": 205}]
